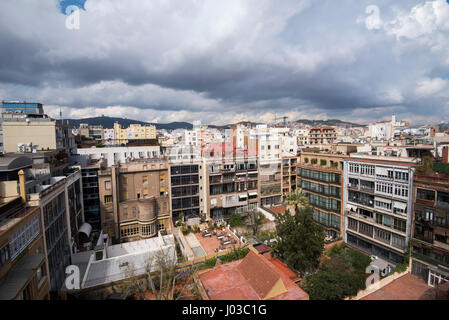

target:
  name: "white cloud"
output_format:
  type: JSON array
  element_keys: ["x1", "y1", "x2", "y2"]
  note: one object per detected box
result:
[
  {"x1": 415, "y1": 77, "x2": 448, "y2": 97},
  {"x1": 386, "y1": 0, "x2": 449, "y2": 40}
]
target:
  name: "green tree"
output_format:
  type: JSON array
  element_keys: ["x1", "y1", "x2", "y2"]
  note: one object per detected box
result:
[
  {"x1": 285, "y1": 189, "x2": 310, "y2": 214},
  {"x1": 274, "y1": 206, "x2": 324, "y2": 276},
  {"x1": 302, "y1": 244, "x2": 371, "y2": 300},
  {"x1": 245, "y1": 210, "x2": 265, "y2": 235},
  {"x1": 229, "y1": 212, "x2": 245, "y2": 228}
]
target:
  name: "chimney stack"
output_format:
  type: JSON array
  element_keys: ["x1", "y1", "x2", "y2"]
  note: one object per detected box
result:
[
  {"x1": 18, "y1": 170, "x2": 27, "y2": 203},
  {"x1": 443, "y1": 146, "x2": 449, "y2": 164}
]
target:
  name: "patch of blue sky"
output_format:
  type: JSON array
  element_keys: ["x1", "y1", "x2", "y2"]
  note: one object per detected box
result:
[{"x1": 59, "y1": 0, "x2": 87, "y2": 15}]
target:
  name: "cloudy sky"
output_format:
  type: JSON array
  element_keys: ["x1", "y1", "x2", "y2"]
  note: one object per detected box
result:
[{"x1": 0, "y1": 0, "x2": 448, "y2": 125}]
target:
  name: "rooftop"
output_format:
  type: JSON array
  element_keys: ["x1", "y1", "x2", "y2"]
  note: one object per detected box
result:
[
  {"x1": 266, "y1": 205, "x2": 287, "y2": 216},
  {"x1": 361, "y1": 273, "x2": 436, "y2": 300},
  {"x1": 198, "y1": 250, "x2": 308, "y2": 300},
  {"x1": 0, "y1": 253, "x2": 45, "y2": 300},
  {"x1": 72, "y1": 234, "x2": 176, "y2": 289},
  {"x1": 0, "y1": 155, "x2": 32, "y2": 172},
  {"x1": 348, "y1": 153, "x2": 420, "y2": 164}
]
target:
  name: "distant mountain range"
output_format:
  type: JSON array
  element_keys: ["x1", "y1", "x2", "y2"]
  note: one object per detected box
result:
[
  {"x1": 66, "y1": 116, "x2": 365, "y2": 130},
  {"x1": 294, "y1": 119, "x2": 366, "y2": 127},
  {"x1": 66, "y1": 116, "x2": 193, "y2": 130}
]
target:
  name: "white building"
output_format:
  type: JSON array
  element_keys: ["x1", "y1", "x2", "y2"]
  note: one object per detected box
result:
[
  {"x1": 367, "y1": 115, "x2": 409, "y2": 142},
  {"x1": 343, "y1": 154, "x2": 418, "y2": 268},
  {"x1": 68, "y1": 233, "x2": 176, "y2": 289},
  {"x1": 72, "y1": 146, "x2": 161, "y2": 167},
  {"x1": 103, "y1": 128, "x2": 114, "y2": 145}
]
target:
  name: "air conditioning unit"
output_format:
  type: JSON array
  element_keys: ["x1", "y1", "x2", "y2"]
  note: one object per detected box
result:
[{"x1": 17, "y1": 143, "x2": 26, "y2": 153}]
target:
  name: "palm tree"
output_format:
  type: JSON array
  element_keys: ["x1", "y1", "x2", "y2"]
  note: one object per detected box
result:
[{"x1": 285, "y1": 188, "x2": 309, "y2": 214}]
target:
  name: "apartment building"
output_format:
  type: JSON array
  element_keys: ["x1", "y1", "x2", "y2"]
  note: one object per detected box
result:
[
  {"x1": 113, "y1": 123, "x2": 156, "y2": 145},
  {"x1": 308, "y1": 127, "x2": 337, "y2": 145},
  {"x1": 26, "y1": 169, "x2": 85, "y2": 291},
  {"x1": 259, "y1": 159, "x2": 282, "y2": 208},
  {"x1": 80, "y1": 164, "x2": 101, "y2": 230},
  {"x1": 0, "y1": 102, "x2": 45, "y2": 154},
  {"x1": 2, "y1": 116, "x2": 76, "y2": 155},
  {"x1": 103, "y1": 128, "x2": 115, "y2": 146},
  {"x1": 98, "y1": 160, "x2": 170, "y2": 243},
  {"x1": 411, "y1": 169, "x2": 449, "y2": 287},
  {"x1": 0, "y1": 179, "x2": 50, "y2": 300},
  {"x1": 170, "y1": 161, "x2": 202, "y2": 222},
  {"x1": 297, "y1": 152, "x2": 347, "y2": 240},
  {"x1": 281, "y1": 156, "x2": 298, "y2": 200},
  {"x1": 79, "y1": 124, "x2": 104, "y2": 141},
  {"x1": 74, "y1": 145, "x2": 161, "y2": 167},
  {"x1": 343, "y1": 154, "x2": 418, "y2": 266},
  {"x1": 204, "y1": 155, "x2": 259, "y2": 222}
]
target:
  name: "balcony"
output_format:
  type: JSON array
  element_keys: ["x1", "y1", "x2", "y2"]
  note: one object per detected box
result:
[
  {"x1": 434, "y1": 240, "x2": 449, "y2": 251},
  {"x1": 346, "y1": 211, "x2": 375, "y2": 224},
  {"x1": 436, "y1": 201, "x2": 449, "y2": 210},
  {"x1": 412, "y1": 252, "x2": 449, "y2": 269},
  {"x1": 413, "y1": 234, "x2": 433, "y2": 244}
]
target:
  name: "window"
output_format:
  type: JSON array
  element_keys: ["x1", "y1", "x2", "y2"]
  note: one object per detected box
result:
[
  {"x1": 0, "y1": 245, "x2": 10, "y2": 267},
  {"x1": 383, "y1": 215, "x2": 392, "y2": 228},
  {"x1": 9, "y1": 216, "x2": 40, "y2": 260},
  {"x1": 36, "y1": 265, "x2": 46, "y2": 288},
  {"x1": 395, "y1": 171, "x2": 409, "y2": 182},
  {"x1": 349, "y1": 163, "x2": 359, "y2": 174},
  {"x1": 417, "y1": 188, "x2": 435, "y2": 201},
  {"x1": 375, "y1": 228, "x2": 391, "y2": 244},
  {"x1": 122, "y1": 176, "x2": 128, "y2": 185},
  {"x1": 437, "y1": 191, "x2": 449, "y2": 206},
  {"x1": 104, "y1": 181, "x2": 111, "y2": 190},
  {"x1": 104, "y1": 195, "x2": 112, "y2": 204},
  {"x1": 393, "y1": 218, "x2": 406, "y2": 233},
  {"x1": 143, "y1": 176, "x2": 148, "y2": 183}
]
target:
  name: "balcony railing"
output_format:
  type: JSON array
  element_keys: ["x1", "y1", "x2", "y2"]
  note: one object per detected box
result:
[
  {"x1": 434, "y1": 240, "x2": 449, "y2": 251},
  {"x1": 346, "y1": 211, "x2": 376, "y2": 224},
  {"x1": 412, "y1": 252, "x2": 449, "y2": 269}
]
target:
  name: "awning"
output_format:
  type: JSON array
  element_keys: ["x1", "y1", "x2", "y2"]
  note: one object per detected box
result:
[
  {"x1": 375, "y1": 167, "x2": 389, "y2": 175},
  {"x1": 394, "y1": 201, "x2": 407, "y2": 210},
  {"x1": 375, "y1": 197, "x2": 392, "y2": 204},
  {"x1": 248, "y1": 171, "x2": 258, "y2": 175},
  {"x1": 236, "y1": 172, "x2": 246, "y2": 176},
  {"x1": 239, "y1": 194, "x2": 248, "y2": 200},
  {"x1": 248, "y1": 192, "x2": 258, "y2": 197}
]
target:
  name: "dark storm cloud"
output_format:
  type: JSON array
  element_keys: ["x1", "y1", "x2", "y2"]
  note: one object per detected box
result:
[{"x1": 0, "y1": 0, "x2": 448, "y2": 124}]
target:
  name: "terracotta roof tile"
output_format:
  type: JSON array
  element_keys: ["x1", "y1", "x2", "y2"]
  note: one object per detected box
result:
[{"x1": 236, "y1": 251, "x2": 282, "y2": 299}]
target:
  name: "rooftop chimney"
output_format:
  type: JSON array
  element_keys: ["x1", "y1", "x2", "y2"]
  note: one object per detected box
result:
[{"x1": 18, "y1": 170, "x2": 27, "y2": 203}]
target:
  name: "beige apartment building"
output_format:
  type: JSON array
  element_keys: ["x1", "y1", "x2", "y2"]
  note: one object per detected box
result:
[
  {"x1": 203, "y1": 155, "x2": 259, "y2": 222},
  {"x1": 297, "y1": 151, "x2": 348, "y2": 240},
  {"x1": 114, "y1": 123, "x2": 157, "y2": 145},
  {"x1": 98, "y1": 160, "x2": 170, "y2": 243},
  {"x1": 281, "y1": 156, "x2": 299, "y2": 200},
  {"x1": 2, "y1": 118, "x2": 76, "y2": 154},
  {"x1": 0, "y1": 179, "x2": 50, "y2": 300}
]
